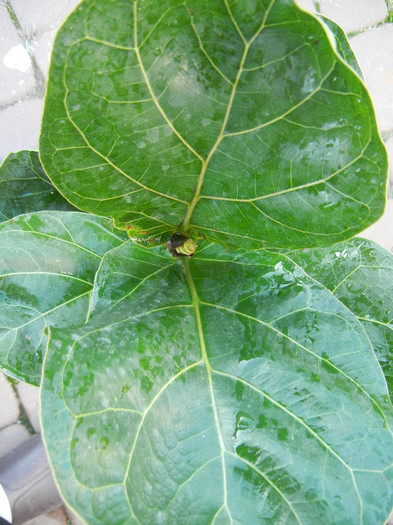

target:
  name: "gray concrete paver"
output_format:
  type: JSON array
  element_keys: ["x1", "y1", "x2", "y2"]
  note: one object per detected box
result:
[
  {"x1": 68, "y1": 509, "x2": 86, "y2": 525},
  {"x1": 349, "y1": 24, "x2": 393, "y2": 133},
  {"x1": 0, "y1": 3, "x2": 34, "y2": 106},
  {"x1": 0, "y1": 422, "x2": 30, "y2": 456},
  {"x1": 0, "y1": 373, "x2": 19, "y2": 428},
  {"x1": 360, "y1": 199, "x2": 393, "y2": 251},
  {"x1": 317, "y1": 0, "x2": 388, "y2": 33},
  {"x1": 24, "y1": 506, "x2": 85, "y2": 525},
  {"x1": 24, "y1": 507, "x2": 74, "y2": 525},
  {"x1": 31, "y1": 29, "x2": 58, "y2": 79},
  {"x1": 0, "y1": 98, "x2": 44, "y2": 158},
  {"x1": 9, "y1": 0, "x2": 81, "y2": 36},
  {"x1": 16, "y1": 381, "x2": 40, "y2": 433},
  {"x1": 24, "y1": 509, "x2": 67, "y2": 525},
  {"x1": 386, "y1": 135, "x2": 393, "y2": 184},
  {"x1": 295, "y1": 0, "x2": 316, "y2": 13}
]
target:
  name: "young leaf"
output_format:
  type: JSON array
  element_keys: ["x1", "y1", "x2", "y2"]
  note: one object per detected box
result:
[
  {"x1": 0, "y1": 151, "x2": 77, "y2": 222},
  {"x1": 286, "y1": 238, "x2": 393, "y2": 401},
  {"x1": 0, "y1": 211, "x2": 128, "y2": 385},
  {"x1": 40, "y1": 0, "x2": 387, "y2": 249},
  {"x1": 41, "y1": 241, "x2": 393, "y2": 524}
]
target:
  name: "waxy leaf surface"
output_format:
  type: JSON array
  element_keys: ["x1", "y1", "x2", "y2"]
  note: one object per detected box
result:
[
  {"x1": 0, "y1": 151, "x2": 77, "y2": 222},
  {"x1": 0, "y1": 211, "x2": 127, "y2": 384},
  {"x1": 40, "y1": 0, "x2": 387, "y2": 249},
  {"x1": 317, "y1": 15, "x2": 362, "y2": 78},
  {"x1": 42, "y1": 241, "x2": 393, "y2": 524},
  {"x1": 288, "y1": 237, "x2": 393, "y2": 401}
]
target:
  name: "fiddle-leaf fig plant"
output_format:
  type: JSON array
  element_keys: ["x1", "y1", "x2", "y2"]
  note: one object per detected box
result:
[{"x1": 1, "y1": 0, "x2": 393, "y2": 523}]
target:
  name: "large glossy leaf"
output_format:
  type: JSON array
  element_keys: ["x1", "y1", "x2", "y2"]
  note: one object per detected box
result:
[
  {"x1": 0, "y1": 151, "x2": 77, "y2": 222},
  {"x1": 41, "y1": 241, "x2": 393, "y2": 524},
  {"x1": 0, "y1": 211, "x2": 127, "y2": 384},
  {"x1": 287, "y1": 238, "x2": 393, "y2": 401},
  {"x1": 40, "y1": 0, "x2": 387, "y2": 249}
]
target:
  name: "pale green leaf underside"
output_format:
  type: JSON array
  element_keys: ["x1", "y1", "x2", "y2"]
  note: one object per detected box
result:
[
  {"x1": 42, "y1": 241, "x2": 393, "y2": 524},
  {"x1": 0, "y1": 211, "x2": 127, "y2": 384},
  {"x1": 288, "y1": 237, "x2": 393, "y2": 403},
  {"x1": 40, "y1": 0, "x2": 387, "y2": 249},
  {"x1": 0, "y1": 150, "x2": 77, "y2": 222}
]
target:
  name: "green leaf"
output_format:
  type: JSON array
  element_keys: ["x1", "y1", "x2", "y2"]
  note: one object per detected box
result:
[
  {"x1": 0, "y1": 151, "x2": 77, "y2": 222},
  {"x1": 316, "y1": 15, "x2": 363, "y2": 78},
  {"x1": 40, "y1": 0, "x2": 387, "y2": 249},
  {"x1": 287, "y1": 237, "x2": 393, "y2": 402},
  {"x1": 0, "y1": 211, "x2": 128, "y2": 385},
  {"x1": 41, "y1": 241, "x2": 393, "y2": 524}
]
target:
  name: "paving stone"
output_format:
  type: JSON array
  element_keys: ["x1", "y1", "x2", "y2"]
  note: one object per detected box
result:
[
  {"x1": 23, "y1": 506, "x2": 86, "y2": 525},
  {"x1": 0, "y1": 423, "x2": 30, "y2": 456},
  {"x1": 385, "y1": 136, "x2": 393, "y2": 184},
  {"x1": 317, "y1": 0, "x2": 387, "y2": 34},
  {"x1": 31, "y1": 29, "x2": 57, "y2": 79},
  {"x1": 294, "y1": 0, "x2": 316, "y2": 13},
  {"x1": 0, "y1": 3, "x2": 35, "y2": 106},
  {"x1": 350, "y1": 25, "x2": 393, "y2": 133},
  {"x1": 0, "y1": 373, "x2": 19, "y2": 428},
  {"x1": 360, "y1": 200, "x2": 393, "y2": 252},
  {"x1": 24, "y1": 507, "x2": 69, "y2": 525},
  {"x1": 10, "y1": 0, "x2": 81, "y2": 36},
  {"x1": 67, "y1": 508, "x2": 85, "y2": 525},
  {"x1": 0, "y1": 98, "x2": 44, "y2": 160},
  {"x1": 16, "y1": 381, "x2": 40, "y2": 433}
]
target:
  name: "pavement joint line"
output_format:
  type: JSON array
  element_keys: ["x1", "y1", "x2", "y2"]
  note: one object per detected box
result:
[
  {"x1": 63, "y1": 506, "x2": 73, "y2": 525},
  {"x1": 6, "y1": 376, "x2": 36, "y2": 435},
  {"x1": 4, "y1": 0, "x2": 46, "y2": 98},
  {"x1": 4, "y1": 0, "x2": 21, "y2": 31},
  {"x1": 347, "y1": 0, "x2": 393, "y2": 38},
  {"x1": 0, "y1": 92, "x2": 43, "y2": 112},
  {"x1": 0, "y1": 420, "x2": 20, "y2": 432},
  {"x1": 348, "y1": 15, "x2": 393, "y2": 38},
  {"x1": 382, "y1": 129, "x2": 393, "y2": 142}
]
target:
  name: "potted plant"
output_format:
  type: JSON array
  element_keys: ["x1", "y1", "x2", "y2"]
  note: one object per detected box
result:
[{"x1": 1, "y1": 1, "x2": 393, "y2": 523}]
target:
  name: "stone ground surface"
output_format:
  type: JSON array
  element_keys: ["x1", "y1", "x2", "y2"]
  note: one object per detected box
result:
[{"x1": 0, "y1": 0, "x2": 393, "y2": 523}]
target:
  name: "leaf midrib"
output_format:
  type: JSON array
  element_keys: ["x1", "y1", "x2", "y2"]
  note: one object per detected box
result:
[
  {"x1": 181, "y1": 0, "x2": 277, "y2": 233},
  {"x1": 182, "y1": 261, "x2": 362, "y2": 523},
  {"x1": 182, "y1": 257, "x2": 231, "y2": 521}
]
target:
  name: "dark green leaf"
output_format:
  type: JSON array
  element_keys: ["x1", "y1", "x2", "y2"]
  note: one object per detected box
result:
[
  {"x1": 42, "y1": 241, "x2": 393, "y2": 524},
  {"x1": 0, "y1": 151, "x2": 77, "y2": 222},
  {"x1": 316, "y1": 15, "x2": 363, "y2": 78},
  {"x1": 287, "y1": 238, "x2": 393, "y2": 402},
  {"x1": 40, "y1": 0, "x2": 386, "y2": 249},
  {"x1": 0, "y1": 211, "x2": 128, "y2": 384}
]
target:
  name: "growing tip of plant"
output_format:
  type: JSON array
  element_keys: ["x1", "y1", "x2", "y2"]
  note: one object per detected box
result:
[{"x1": 166, "y1": 232, "x2": 197, "y2": 257}]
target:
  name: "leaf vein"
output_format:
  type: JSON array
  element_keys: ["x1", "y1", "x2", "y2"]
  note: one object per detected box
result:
[{"x1": 133, "y1": 2, "x2": 204, "y2": 163}]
